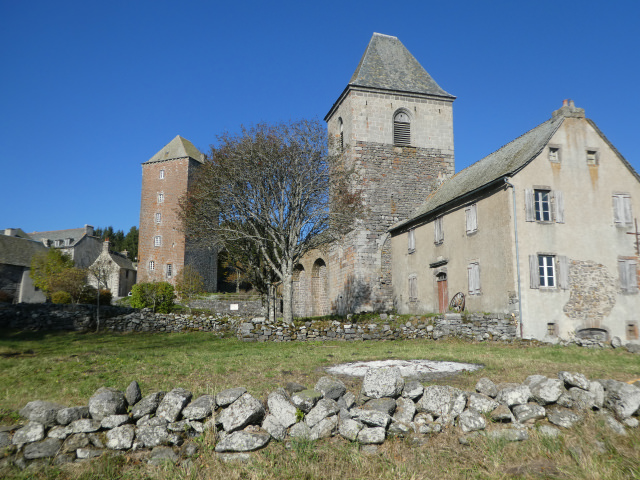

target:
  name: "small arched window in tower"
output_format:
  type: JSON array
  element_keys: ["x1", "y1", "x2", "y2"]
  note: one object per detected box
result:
[
  {"x1": 338, "y1": 117, "x2": 344, "y2": 151},
  {"x1": 393, "y1": 111, "x2": 411, "y2": 146}
]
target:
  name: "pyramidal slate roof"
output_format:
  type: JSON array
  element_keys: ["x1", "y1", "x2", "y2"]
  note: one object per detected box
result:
[
  {"x1": 349, "y1": 33, "x2": 454, "y2": 98},
  {"x1": 391, "y1": 113, "x2": 566, "y2": 231},
  {"x1": 145, "y1": 135, "x2": 204, "y2": 164}
]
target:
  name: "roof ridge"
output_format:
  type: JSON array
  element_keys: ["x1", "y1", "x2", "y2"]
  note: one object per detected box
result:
[
  {"x1": 454, "y1": 116, "x2": 561, "y2": 178},
  {"x1": 391, "y1": 113, "x2": 565, "y2": 231}
]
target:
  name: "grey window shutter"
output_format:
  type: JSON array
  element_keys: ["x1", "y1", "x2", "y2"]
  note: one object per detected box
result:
[
  {"x1": 613, "y1": 195, "x2": 623, "y2": 225},
  {"x1": 474, "y1": 263, "x2": 481, "y2": 294},
  {"x1": 558, "y1": 256, "x2": 569, "y2": 290},
  {"x1": 629, "y1": 260, "x2": 638, "y2": 293},
  {"x1": 468, "y1": 264, "x2": 473, "y2": 294},
  {"x1": 471, "y1": 204, "x2": 478, "y2": 232},
  {"x1": 623, "y1": 196, "x2": 633, "y2": 225},
  {"x1": 525, "y1": 189, "x2": 535, "y2": 222},
  {"x1": 530, "y1": 255, "x2": 540, "y2": 289},
  {"x1": 554, "y1": 190, "x2": 565, "y2": 224},
  {"x1": 619, "y1": 259, "x2": 629, "y2": 292},
  {"x1": 434, "y1": 217, "x2": 443, "y2": 244},
  {"x1": 465, "y1": 207, "x2": 471, "y2": 233}
]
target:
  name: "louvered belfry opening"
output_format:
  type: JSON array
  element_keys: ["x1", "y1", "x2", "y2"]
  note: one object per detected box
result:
[{"x1": 393, "y1": 111, "x2": 410, "y2": 146}]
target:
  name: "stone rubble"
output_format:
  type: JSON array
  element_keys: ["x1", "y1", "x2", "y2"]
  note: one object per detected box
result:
[{"x1": 1, "y1": 368, "x2": 638, "y2": 469}]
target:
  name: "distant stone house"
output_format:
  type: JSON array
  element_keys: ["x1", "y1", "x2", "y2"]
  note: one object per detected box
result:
[
  {"x1": 389, "y1": 101, "x2": 640, "y2": 342},
  {"x1": 88, "y1": 240, "x2": 137, "y2": 298},
  {"x1": 28, "y1": 225, "x2": 102, "y2": 268},
  {"x1": 0, "y1": 229, "x2": 47, "y2": 303}
]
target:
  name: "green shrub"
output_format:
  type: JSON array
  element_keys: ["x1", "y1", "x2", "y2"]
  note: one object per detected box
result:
[
  {"x1": 0, "y1": 291, "x2": 13, "y2": 303},
  {"x1": 51, "y1": 291, "x2": 72, "y2": 304},
  {"x1": 99, "y1": 289, "x2": 112, "y2": 306},
  {"x1": 130, "y1": 282, "x2": 175, "y2": 313},
  {"x1": 77, "y1": 286, "x2": 112, "y2": 305}
]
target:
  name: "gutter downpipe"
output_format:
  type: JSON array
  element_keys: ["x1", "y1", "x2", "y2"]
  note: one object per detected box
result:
[{"x1": 504, "y1": 177, "x2": 524, "y2": 338}]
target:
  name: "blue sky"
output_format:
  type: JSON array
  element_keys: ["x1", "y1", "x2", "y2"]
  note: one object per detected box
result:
[{"x1": 2, "y1": 0, "x2": 639, "y2": 233}]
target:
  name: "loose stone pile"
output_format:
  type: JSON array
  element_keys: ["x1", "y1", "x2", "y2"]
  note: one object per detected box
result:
[{"x1": 2, "y1": 369, "x2": 639, "y2": 468}]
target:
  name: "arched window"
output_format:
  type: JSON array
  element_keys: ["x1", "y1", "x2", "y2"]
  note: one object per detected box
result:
[
  {"x1": 393, "y1": 111, "x2": 411, "y2": 146},
  {"x1": 338, "y1": 118, "x2": 344, "y2": 151}
]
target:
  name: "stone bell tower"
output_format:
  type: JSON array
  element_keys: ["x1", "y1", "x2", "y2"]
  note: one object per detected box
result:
[{"x1": 325, "y1": 33, "x2": 455, "y2": 313}]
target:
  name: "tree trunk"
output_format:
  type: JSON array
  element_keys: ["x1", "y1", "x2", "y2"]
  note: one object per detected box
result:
[
  {"x1": 95, "y1": 287, "x2": 100, "y2": 333},
  {"x1": 282, "y1": 269, "x2": 293, "y2": 325},
  {"x1": 267, "y1": 285, "x2": 274, "y2": 322}
]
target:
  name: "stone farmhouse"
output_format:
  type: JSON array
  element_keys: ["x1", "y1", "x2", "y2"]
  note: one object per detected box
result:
[
  {"x1": 87, "y1": 240, "x2": 137, "y2": 299},
  {"x1": 138, "y1": 33, "x2": 639, "y2": 342},
  {"x1": 0, "y1": 229, "x2": 47, "y2": 303},
  {"x1": 28, "y1": 225, "x2": 102, "y2": 268},
  {"x1": 389, "y1": 100, "x2": 640, "y2": 342}
]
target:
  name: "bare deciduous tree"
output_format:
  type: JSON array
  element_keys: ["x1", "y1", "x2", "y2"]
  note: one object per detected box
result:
[
  {"x1": 87, "y1": 258, "x2": 112, "y2": 332},
  {"x1": 180, "y1": 119, "x2": 360, "y2": 324},
  {"x1": 175, "y1": 265, "x2": 205, "y2": 313}
]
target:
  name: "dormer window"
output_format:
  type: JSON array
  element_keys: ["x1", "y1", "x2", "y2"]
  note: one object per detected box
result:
[{"x1": 393, "y1": 111, "x2": 410, "y2": 146}]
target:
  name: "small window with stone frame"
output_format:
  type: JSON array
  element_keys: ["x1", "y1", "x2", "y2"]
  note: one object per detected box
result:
[
  {"x1": 586, "y1": 149, "x2": 599, "y2": 166},
  {"x1": 548, "y1": 146, "x2": 561, "y2": 163},
  {"x1": 159, "y1": 169, "x2": 165, "y2": 179},
  {"x1": 166, "y1": 264, "x2": 172, "y2": 278},
  {"x1": 158, "y1": 192, "x2": 164, "y2": 203},
  {"x1": 154, "y1": 236, "x2": 161, "y2": 247},
  {"x1": 627, "y1": 322, "x2": 639, "y2": 340},
  {"x1": 155, "y1": 212, "x2": 161, "y2": 223},
  {"x1": 149, "y1": 260, "x2": 155, "y2": 271}
]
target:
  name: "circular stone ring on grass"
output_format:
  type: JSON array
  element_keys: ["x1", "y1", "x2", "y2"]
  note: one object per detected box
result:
[{"x1": 325, "y1": 359, "x2": 483, "y2": 381}]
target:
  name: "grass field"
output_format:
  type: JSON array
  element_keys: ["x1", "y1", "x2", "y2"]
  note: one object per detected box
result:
[{"x1": 1, "y1": 329, "x2": 639, "y2": 479}]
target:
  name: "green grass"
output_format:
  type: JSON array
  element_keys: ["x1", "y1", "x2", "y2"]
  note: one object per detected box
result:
[{"x1": 1, "y1": 329, "x2": 639, "y2": 479}]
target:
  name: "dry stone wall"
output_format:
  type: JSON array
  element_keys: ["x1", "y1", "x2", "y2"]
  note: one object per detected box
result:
[
  {"x1": 3, "y1": 305, "x2": 636, "y2": 352},
  {"x1": 2, "y1": 369, "x2": 638, "y2": 469}
]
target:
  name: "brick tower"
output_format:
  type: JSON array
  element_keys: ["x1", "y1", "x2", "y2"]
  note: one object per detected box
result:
[
  {"x1": 138, "y1": 136, "x2": 217, "y2": 290},
  {"x1": 325, "y1": 33, "x2": 455, "y2": 313}
]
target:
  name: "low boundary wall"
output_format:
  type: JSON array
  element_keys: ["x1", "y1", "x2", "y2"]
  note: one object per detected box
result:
[{"x1": 0, "y1": 304, "x2": 518, "y2": 342}]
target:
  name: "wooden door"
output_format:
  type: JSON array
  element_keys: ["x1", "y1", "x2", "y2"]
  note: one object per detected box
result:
[{"x1": 437, "y1": 275, "x2": 448, "y2": 313}]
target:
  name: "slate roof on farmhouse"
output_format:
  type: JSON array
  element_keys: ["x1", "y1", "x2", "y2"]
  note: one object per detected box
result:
[
  {"x1": 108, "y1": 250, "x2": 136, "y2": 270},
  {"x1": 28, "y1": 227, "x2": 93, "y2": 247},
  {"x1": 0, "y1": 234, "x2": 48, "y2": 267},
  {"x1": 390, "y1": 113, "x2": 565, "y2": 231},
  {"x1": 349, "y1": 33, "x2": 454, "y2": 98},
  {"x1": 145, "y1": 135, "x2": 204, "y2": 164}
]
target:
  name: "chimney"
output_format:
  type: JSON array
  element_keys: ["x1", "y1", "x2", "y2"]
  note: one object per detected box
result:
[
  {"x1": 553, "y1": 99, "x2": 585, "y2": 119},
  {"x1": 103, "y1": 239, "x2": 110, "y2": 253},
  {"x1": 85, "y1": 224, "x2": 94, "y2": 236}
]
